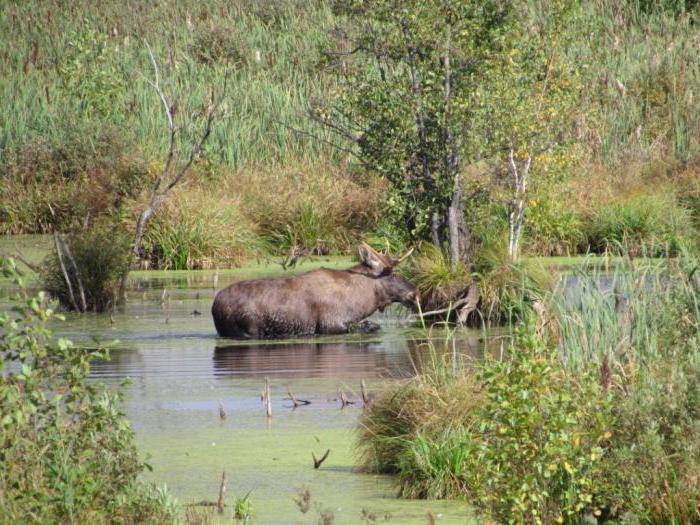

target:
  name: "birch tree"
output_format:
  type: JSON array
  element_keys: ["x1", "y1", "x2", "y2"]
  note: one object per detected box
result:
[{"x1": 474, "y1": 1, "x2": 577, "y2": 261}]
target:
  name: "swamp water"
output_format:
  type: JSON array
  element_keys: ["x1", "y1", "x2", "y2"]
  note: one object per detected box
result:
[{"x1": 0, "y1": 246, "x2": 484, "y2": 524}]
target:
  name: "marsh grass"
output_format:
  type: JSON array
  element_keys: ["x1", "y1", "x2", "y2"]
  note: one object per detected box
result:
[
  {"x1": 232, "y1": 162, "x2": 386, "y2": 255},
  {"x1": 552, "y1": 253, "x2": 699, "y2": 369},
  {"x1": 0, "y1": 0, "x2": 338, "y2": 168},
  {"x1": 582, "y1": 193, "x2": 695, "y2": 256},
  {"x1": 139, "y1": 184, "x2": 259, "y2": 270},
  {"x1": 360, "y1": 251, "x2": 700, "y2": 523}
]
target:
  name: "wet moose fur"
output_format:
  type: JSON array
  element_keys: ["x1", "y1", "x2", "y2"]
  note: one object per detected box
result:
[{"x1": 211, "y1": 244, "x2": 416, "y2": 338}]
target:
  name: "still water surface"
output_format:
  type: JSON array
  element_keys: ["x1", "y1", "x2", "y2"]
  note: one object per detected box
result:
[{"x1": 1, "y1": 249, "x2": 484, "y2": 523}]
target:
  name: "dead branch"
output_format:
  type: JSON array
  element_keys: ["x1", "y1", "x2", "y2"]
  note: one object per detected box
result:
[
  {"x1": 410, "y1": 295, "x2": 472, "y2": 319},
  {"x1": 284, "y1": 390, "x2": 311, "y2": 408},
  {"x1": 338, "y1": 390, "x2": 355, "y2": 408},
  {"x1": 272, "y1": 118, "x2": 370, "y2": 168},
  {"x1": 11, "y1": 253, "x2": 41, "y2": 274},
  {"x1": 59, "y1": 236, "x2": 87, "y2": 312},
  {"x1": 312, "y1": 449, "x2": 330, "y2": 469},
  {"x1": 10, "y1": 244, "x2": 42, "y2": 273},
  {"x1": 216, "y1": 471, "x2": 227, "y2": 514},
  {"x1": 360, "y1": 379, "x2": 369, "y2": 408},
  {"x1": 264, "y1": 377, "x2": 272, "y2": 418},
  {"x1": 122, "y1": 42, "x2": 229, "y2": 295},
  {"x1": 53, "y1": 233, "x2": 79, "y2": 312}
]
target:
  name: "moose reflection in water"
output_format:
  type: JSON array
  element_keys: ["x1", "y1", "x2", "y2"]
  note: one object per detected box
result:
[
  {"x1": 213, "y1": 340, "x2": 414, "y2": 379},
  {"x1": 213, "y1": 336, "x2": 487, "y2": 380},
  {"x1": 211, "y1": 244, "x2": 417, "y2": 338}
]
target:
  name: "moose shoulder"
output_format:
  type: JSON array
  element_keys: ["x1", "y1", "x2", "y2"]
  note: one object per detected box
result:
[{"x1": 211, "y1": 244, "x2": 417, "y2": 339}]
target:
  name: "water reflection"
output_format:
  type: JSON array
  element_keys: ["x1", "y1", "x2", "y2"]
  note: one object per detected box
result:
[
  {"x1": 213, "y1": 340, "x2": 415, "y2": 379},
  {"x1": 212, "y1": 333, "x2": 489, "y2": 380}
]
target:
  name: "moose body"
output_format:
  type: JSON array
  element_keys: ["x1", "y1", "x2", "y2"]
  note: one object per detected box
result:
[{"x1": 212, "y1": 245, "x2": 417, "y2": 339}]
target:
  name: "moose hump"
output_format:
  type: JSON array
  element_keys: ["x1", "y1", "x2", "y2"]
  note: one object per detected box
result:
[{"x1": 211, "y1": 243, "x2": 416, "y2": 339}]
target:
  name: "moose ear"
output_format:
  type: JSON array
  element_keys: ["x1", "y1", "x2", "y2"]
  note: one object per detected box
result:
[{"x1": 358, "y1": 243, "x2": 386, "y2": 276}]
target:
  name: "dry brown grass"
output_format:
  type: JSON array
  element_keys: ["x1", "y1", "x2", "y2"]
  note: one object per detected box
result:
[
  {"x1": 229, "y1": 159, "x2": 387, "y2": 254},
  {"x1": 135, "y1": 181, "x2": 258, "y2": 270}
]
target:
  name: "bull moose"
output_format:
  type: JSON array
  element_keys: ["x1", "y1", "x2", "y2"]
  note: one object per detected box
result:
[{"x1": 211, "y1": 244, "x2": 417, "y2": 338}]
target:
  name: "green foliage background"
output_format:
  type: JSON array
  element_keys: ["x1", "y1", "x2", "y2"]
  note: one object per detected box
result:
[{"x1": 0, "y1": 258, "x2": 175, "y2": 523}]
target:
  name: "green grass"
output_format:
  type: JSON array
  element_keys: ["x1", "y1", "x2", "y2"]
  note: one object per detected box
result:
[
  {"x1": 3, "y1": 1, "x2": 698, "y2": 171},
  {"x1": 0, "y1": 0, "x2": 338, "y2": 171},
  {"x1": 359, "y1": 252, "x2": 700, "y2": 522},
  {"x1": 1, "y1": 0, "x2": 699, "y2": 271}
]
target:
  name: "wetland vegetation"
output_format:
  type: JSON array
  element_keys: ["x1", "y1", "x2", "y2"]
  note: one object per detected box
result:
[{"x1": 1, "y1": 0, "x2": 700, "y2": 523}]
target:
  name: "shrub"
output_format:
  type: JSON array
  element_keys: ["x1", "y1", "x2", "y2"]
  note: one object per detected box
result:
[
  {"x1": 401, "y1": 243, "x2": 473, "y2": 313},
  {"x1": 599, "y1": 355, "x2": 700, "y2": 522},
  {"x1": 41, "y1": 221, "x2": 132, "y2": 311},
  {"x1": 457, "y1": 331, "x2": 612, "y2": 523},
  {"x1": 234, "y1": 163, "x2": 385, "y2": 255},
  {"x1": 0, "y1": 258, "x2": 175, "y2": 523},
  {"x1": 474, "y1": 239, "x2": 551, "y2": 325},
  {"x1": 0, "y1": 122, "x2": 149, "y2": 234},
  {"x1": 190, "y1": 26, "x2": 249, "y2": 67},
  {"x1": 582, "y1": 193, "x2": 694, "y2": 256}
]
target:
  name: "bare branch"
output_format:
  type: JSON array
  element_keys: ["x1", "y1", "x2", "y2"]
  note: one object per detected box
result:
[
  {"x1": 53, "y1": 233, "x2": 80, "y2": 312},
  {"x1": 409, "y1": 295, "x2": 472, "y2": 319},
  {"x1": 60, "y1": 236, "x2": 87, "y2": 312},
  {"x1": 145, "y1": 41, "x2": 174, "y2": 131},
  {"x1": 312, "y1": 449, "x2": 330, "y2": 469},
  {"x1": 284, "y1": 390, "x2": 311, "y2": 408},
  {"x1": 272, "y1": 118, "x2": 372, "y2": 168}
]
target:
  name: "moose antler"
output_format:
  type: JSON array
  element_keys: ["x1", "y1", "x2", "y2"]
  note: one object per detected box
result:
[{"x1": 393, "y1": 247, "x2": 414, "y2": 265}]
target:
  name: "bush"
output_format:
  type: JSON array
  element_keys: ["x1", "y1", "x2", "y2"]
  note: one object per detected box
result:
[
  {"x1": 0, "y1": 122, "x2": 149, "y2": 234},
  {"x1": 359, "y1": 254, "x2": 700, "y2": 523},
  {"x1": 190, "y1": 26, "x2": 249, "y2": 67},
  {"x1": 582, "y1": 193, "x2": 694, "y2": 256},
  {"x1": 401, "y1": 243, "x2": 473, "y2": 313},
  {"x1": 0, "y1": 258, "x2": 175, "y2": 523},
  {"x1": 234, "y1": 163, "x2": 385, "y2": 255},
  {"x1": 41, "y1": 221, "x2": 133, "y2": 311}
]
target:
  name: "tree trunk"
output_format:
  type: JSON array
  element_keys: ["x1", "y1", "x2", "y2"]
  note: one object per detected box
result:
[
  {"x1": 507, "y1": 148, "x2": 531, "y2": 262},
  {"x1": 431, "y1": 212, "x2": 441, "y2": 248},
  {"x1": 447, "y1": 178, "x2": 471, "y2": 271},
  {"x1": 442, "y1": 4, "x2": 471, "y2": 271}
]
